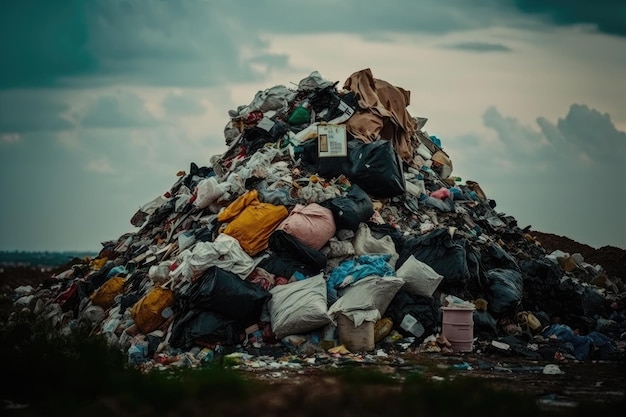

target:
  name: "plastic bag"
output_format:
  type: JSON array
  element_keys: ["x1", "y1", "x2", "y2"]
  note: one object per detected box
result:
[
  {"x1": 328, "y1": 276, "x2": 404, "y2": 326},
  {"x1": 348, "y1": 140, "x2": 406, "y2": 198},
  {"x1": 130, "y1": 286, "x2": 175, "y2": 334},
  {"x1": 268, "y1": 274, "x2": 330, "y2": 339},
  {"x1": 90, "y1": 276, "x2": 126, "y2": 309},
  {"x1": 185, "y1": 266, "x2": 271, "y2": 327},
  {"x1": 322, "y1": 184, "x2": 374, "y2": 231},
  {"x1": 485, "y1": 268, "x2": 524, "y2": 317},
  {"x1": 394, "y1": 255, "x2": 443, "y2": 298}
]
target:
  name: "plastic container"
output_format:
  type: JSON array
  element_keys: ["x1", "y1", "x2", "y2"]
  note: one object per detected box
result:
[
  {"x1": 441, "y1": 307, "x2": 475, "y2": 352},
  {"x1": 337, "y1": 313, "x2": 375, "y2": 352}
]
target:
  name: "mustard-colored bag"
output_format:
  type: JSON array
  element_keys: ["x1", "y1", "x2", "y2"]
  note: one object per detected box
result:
[
  {"x1": 90, "y1": 276, "x2": 126, "y2": 309},
  {"x1": 130, "y1": 286, "x2": 175, "y2": 334},
  {"x1": 218, "y1": 189, "x2": 288, "y2": 256},
  {"x1": 90, "y1": 257, "x2": 108, "y2": 271}
]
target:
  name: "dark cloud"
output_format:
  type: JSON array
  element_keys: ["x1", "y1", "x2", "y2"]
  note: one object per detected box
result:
[
  {"x1": 513, "y1": 0, "x2": 626, "y2": 37},
  {"x1": 443, "y1": 42, "x2": 512, "y2": 52},
  {"x1": 540, "y1": 104, "x2": 626, "y2": 166},
  {"x1": 484, "y1": 104, "x2": 626, "y2": 176},
  {"x1": 483, "y1": 106, "x2": 547, "y2": 156},
  {"x1": 162, "y1": 93, "x2": 205, "y2": 117},
  {"x1": 0, "y1": 92, "x2": 73, "y2": 133},
  {"x1": 0, "y1": 0, "x2": 96, "y2": 88},
  {"x1": 480, "y1": 104, "x2": 625, "y2": 248},
  {"x1": 227, "y1": 0, "x2": 510, "y2": 35},
  {"x1": 81, "y1": 93, "x2": 156, "y2": 128},
  {"x1": 3, "y1": 0, "x2": 621, "y2": 91},
  {"x1": 0, "y1": 0, "x2": 291, "y2": 89},
  {"x1": 1, "y1": 0, "x2": 535, "y2": 90}
]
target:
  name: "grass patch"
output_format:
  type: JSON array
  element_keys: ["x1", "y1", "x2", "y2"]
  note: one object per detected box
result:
[
  {"x1": 1, "y1": 312, "x2": 624, "y2": 417},
  {"x1": 0, "y1": 313, "x2": 252, "y2": 416},
  {"x1": 330, "y1": 366, "x2": 397, "y2": 385}
]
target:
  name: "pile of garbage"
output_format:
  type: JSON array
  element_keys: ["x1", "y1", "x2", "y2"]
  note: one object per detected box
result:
[{"x1": 11, "y1": 68, "x2": 626, "y2": 371}]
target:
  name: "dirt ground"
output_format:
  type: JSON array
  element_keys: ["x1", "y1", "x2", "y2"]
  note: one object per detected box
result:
[
  {"x1": 231, "y1": 346, "x2": 626, "y2": 409},
  {"x1": 1, "y1": 234, "x2": 625, "y2": 411},
  {"x1": 530, "y1": 231, "x2": 625, "y2": 282}
]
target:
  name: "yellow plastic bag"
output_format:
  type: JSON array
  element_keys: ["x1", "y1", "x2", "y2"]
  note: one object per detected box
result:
[
  {"x1": 218, "y1": 189, "x2": 288, "y2": 256},
  {"x1": 90, "y1": 276, "x2": 125, "y2": 309},
  {"x1": 130, "y1": 286, "x2": 175, "y2": 334},
  {"x1": 90, "y1": 257, "x2": 108, "y2": 271}
]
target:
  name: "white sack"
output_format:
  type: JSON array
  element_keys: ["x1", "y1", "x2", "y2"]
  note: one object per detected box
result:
[
  {"x1": 268, "y1": 274, "x2": 330, "y2": 339},
  {"x1": 395, "y1": 255, "x2": 444, "y2": 297},
  {"x1": 352, "y1": 223, "x2": 399, "y2": 268},
  {"x1": 328, "y1": 276, "x2": 404, "y2": 326}
]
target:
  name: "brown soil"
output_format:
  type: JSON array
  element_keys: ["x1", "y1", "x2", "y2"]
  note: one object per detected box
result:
[{"x1": 530, "y1": 231, "x2": 626, "y2": 281}]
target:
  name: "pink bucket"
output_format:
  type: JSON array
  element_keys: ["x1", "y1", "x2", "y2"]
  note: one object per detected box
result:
[{"x1": 441, "y1": 307, "x2": 475, "y2": 352}]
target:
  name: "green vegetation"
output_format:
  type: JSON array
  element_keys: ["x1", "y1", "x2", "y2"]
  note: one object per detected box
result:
[
  {"x1": 1, "y1": 312, "x2": 623, "y2": 417},
  {"x1": 0, "y1": 251, "x2": 98, "y2": 268}
]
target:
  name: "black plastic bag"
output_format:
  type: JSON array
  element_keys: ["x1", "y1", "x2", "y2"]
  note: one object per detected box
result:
[
  {"x1": 385, "y1": 290, "x2": 440, "y2": 342},
  {"x1": 186, "y1": 266, "x2": 271, "y2": 326},
  {"x1": 473, "y1": 310, "x2": 498, "y2": 335},
  {"x1": 295, "y1": 138, "x2": 351, "y2": 179},
  {"x1": 267, "y1": 230, "x2": 327, "y2": 275},
  {"x1": 348, "y1": 140, "x2": 405, "y2": 198},
  {"x1": 519, "y1": 258, "x2": 563, "y2": 315},
  {"x1": 485, "y1": 268, "x2": 524, "y2": 317},
  {"x1": 480, "y1": 242, "x2": 520, "y2": 272},
  {"x1": 170, "y1": 309, "x2": 240, "y2": 350},
  {"x1": 398, "y1": 228, "x2": 480, "y2": 292},
  {"x1": 321, "y1": 184, "x2": 374, "y2": 231}
]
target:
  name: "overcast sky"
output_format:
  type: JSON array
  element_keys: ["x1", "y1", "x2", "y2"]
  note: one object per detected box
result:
[{"x1": 1, "y1": 0, "x2": 624, "y2": 252}]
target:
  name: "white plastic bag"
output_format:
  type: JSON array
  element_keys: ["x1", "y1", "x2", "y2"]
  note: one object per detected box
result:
[
  {"x1": 194, "y1": 177, "x2": 230, "y2": 209},
  {"x1": 395, "y1": 255, "x2": 443, "y2": 297},
  {"x1": 268, "y1": 274, "x2": 330, "y2": 339},
  {"x1": 328, "y1": 276, "x2": 404, "y2": 326},
  {"x1": 352, "y1": 223, "x2": 399, "y2": 268}
]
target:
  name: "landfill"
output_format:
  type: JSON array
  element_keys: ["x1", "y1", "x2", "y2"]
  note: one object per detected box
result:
[{"x1": 9, "y1": 68, "x2": 626, "y2": 375}]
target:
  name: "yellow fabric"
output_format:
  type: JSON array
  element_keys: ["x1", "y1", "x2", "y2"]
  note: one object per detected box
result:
[
  {"x1": 130, "y1": 286, "x2": 175, "y2": 334},
  {"x1": 90, "y1": 257, "x2": 108, "y2": 271},
  {"x1": 90, "y1": 276, "x2": 125, "y2": 309},
  {"x1": 217, "y1": 189, "x2": 260, "y2": 223},
  {"x1": 218, "y1": 189, "x2": 288, "y2": 256}
]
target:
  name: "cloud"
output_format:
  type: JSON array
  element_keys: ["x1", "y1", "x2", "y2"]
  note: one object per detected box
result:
[
  {"x1": 0, "y1": 0, "x2": 291, "y2": 89},
  {"x1": 539, "y1": 104, "x2": 626, "y2": 166},
  {"x1": 1, "y1": 134, "x2": 21, "y2": 144},
  {"x1": 443, "y1": 42, "x2": 512, "y2": 52},
  {"x1": 513, "y1": 0, "x2": 626, "y2": 37},
  {"x1": 85, "y1": 156, "x2": 115, "y2": 174},
  {"x1": 162, "y1": 93, "x2": 205, "y2": 117},
  {"x1": 81, "y1": 93, "x2": 157, "y2": 128},
  {"x1": 223, "y1": 0, "x2": 515, "y2": 36},
  {"x1": 247, "y1": 53, "x2": 291, "y2": 75},
  {"x1": 0, "y1": 92, "x2": 73, "y2": 133},
  {"x1": 478, "y1": 104, "x2": 626, "y2": 249},
  {"x1": 483, "y1": 106, "x2": 549, "y2": 157},
  {"x1": 0, "y1": 0, "x2": 540, "y2": 91},
  {"x1": 0, "y1": 0, "x2": 96, "y2": 89},
  {"x1": 483, "y1": 104, "x2": 626, "y2": 177}
]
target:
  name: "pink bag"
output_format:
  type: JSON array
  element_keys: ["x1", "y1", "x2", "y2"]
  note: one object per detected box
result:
[{"x1": 277, "y1": 203, "x2": 336, "y2": 250}]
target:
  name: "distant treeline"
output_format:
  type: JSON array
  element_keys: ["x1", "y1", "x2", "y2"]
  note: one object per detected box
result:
[{"x1": 0, "y1": 251, "x2": 98, "y2": 268}]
